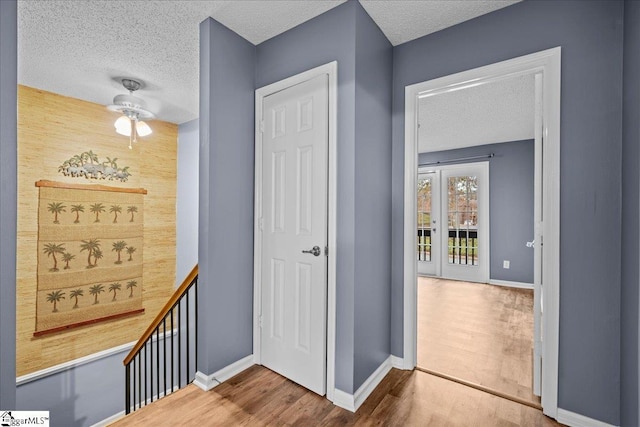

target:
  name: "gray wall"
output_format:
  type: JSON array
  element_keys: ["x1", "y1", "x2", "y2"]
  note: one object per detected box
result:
[
  {"x1": 419, "y1": 140, "x2": 534, "y2": 284},
  {"x1": 392, "y1": 1, "x2": 624, "y2": 423},
  {"x1": 621, "y1": 1, "x2": 640, "y2": 425},
  {"x1": 353, "y1": 5, "x2": 393, "y2": 390},
  {"x1": 177, "y1": 118, "x2": 199, "y2": 286},
  {"x1": 16, "y1": 349, "x2": 127, "y2": 426},
  {"x1": 0, "y1": 0, "x2": 17, "y2": 410},
  {"x1": 256, "y1": 0, "x2": 393, "y2": 393},
  {"x1": 197, "y1": 18, "x2": 256, "y2": 375}
]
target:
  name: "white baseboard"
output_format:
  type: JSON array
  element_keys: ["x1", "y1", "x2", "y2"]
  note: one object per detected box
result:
[
  {"x1": 333, "y1": 356, "x2": 392, "y2": 413},
  {"x1": 488, "y1": 279, "x2": 534, "y2": 290},
  {"x1": 556, "y1": 408, "x2": 619, "y2": 427},
  {"x1": 332, "y1": 388, "x2": 356, "y2": 412},
  {"x1": 390, "y1": 355, "x2": 406, "y2": 370},
  {"x1": 193, "y1": 354, "x2": 254, "y2": 392},
  {"x1": 90, "y1": 411, "x2": 125, "y2": 427}
]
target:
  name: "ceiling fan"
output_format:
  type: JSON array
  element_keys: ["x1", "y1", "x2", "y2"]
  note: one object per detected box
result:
[{"x1": 107, "y1": 78, "x2": 155, "y2": 149}]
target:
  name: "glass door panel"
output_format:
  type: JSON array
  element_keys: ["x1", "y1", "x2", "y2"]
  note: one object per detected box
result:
[
  {"x1": 417, "y1": 171, "x2": 439, "y2": 276},
  {"x1": 447, "y1": 175, "x2": 478, "y2": 266},
  {"x1": 440, "y1": 163, "x2": 488, "y2": 283}
]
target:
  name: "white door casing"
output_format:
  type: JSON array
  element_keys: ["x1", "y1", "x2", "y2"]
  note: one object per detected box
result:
[
  {"x1": 403, "y1": 48, "x2": 561, "y2": 417},
  {"x1": 532, "y1": 72, "x2": 543, "y2": 396},
  {"x1": 258, "y1": 74, "x2": 329, "y2": 395}
]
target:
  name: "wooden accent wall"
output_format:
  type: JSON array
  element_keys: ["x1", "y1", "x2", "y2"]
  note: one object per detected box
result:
[{"x1": 17, "y1": 85, "x2": 177, "y2": 376}]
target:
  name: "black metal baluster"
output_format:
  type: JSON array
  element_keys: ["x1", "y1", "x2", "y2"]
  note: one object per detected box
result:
[
  {"x1": 472, "y1": 241, "x2": 476, "y2": 266},
  {"x1": 178, "y1": 299, "x2": 182, "y2": 388},
  {"x1": 186, "y1": 288, "x2": 190, "y2": 381},
  {"x1": 144, "y1": 343, "x2": 147, "y2": 406},
  {"x1": 163, "y1": 317, "x2": 167, "y2": 397},
  {"x1": 125, "y1": 364, "x2": 131, "y2": 414},
  {"x1": 171, "y1": 307, "x2": 174, "y2": 395},
  {"x1": 465, "y1": 231, "x2": 469, "y2": 265},
  {"x1": 138, "y1": 351, "x2": 141, "y2": 409},
  {"x1": 156, "y1": 326, "x2": 160, "y2": 401},
  {"x1": 133, "y1": 356, "x2": 136, "y2": 410},
  {"x1": 452, "y1": 235, "x2": 456, "y2": 264},
  {"x1": 150, "y1": 335, "x2": 154, "y2": 403}
]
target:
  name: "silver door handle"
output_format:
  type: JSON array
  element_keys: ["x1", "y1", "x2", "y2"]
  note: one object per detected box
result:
[{"x1": 302, "y1": 246, "x2": 321, "y2": 256}]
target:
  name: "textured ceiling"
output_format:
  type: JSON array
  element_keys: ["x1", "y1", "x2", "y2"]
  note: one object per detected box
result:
[
  {"x1": 359, "y1": 0, "x2": 519, "y2": 46},
  {"x1": 418, "y1": 74, "x2": 535, "y2": 153},
  {"x1": 18, "y1": 0, "x2": 521, "y2": 125}
]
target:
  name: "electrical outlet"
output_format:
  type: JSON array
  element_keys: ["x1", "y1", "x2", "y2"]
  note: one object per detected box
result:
[{"x1": 503, "y1": 260, "x2": 510, "y2": 269}]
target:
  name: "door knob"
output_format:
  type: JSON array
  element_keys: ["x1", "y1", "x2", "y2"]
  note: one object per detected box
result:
[{"x1": 302, "y1": 246, "x2": 321, "y2": 256}]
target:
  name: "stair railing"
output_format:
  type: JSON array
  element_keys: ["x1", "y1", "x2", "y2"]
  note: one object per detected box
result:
[{"x1": 123, "y1": 264, "x2": 198, "y2": 414}]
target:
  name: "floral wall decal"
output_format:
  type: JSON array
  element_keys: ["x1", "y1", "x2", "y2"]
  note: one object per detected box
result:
[{"x1": 58, "y1": 151, "x2": 132, "y2": 182}]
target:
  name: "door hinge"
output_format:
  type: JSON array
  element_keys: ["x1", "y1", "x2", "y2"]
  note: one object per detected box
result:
[
  {"x1": 259, "y1": 217, "x2": 264, "y2": 231},
  {"x1": 324, "y1": 246, "x2": 329, "y2": 256},
  {"x1": 259, "y1": 315, "x2": 263, "y2": 328},
  {"x1": 259, "y1": 120, "x2": 265, "y2": 133}
]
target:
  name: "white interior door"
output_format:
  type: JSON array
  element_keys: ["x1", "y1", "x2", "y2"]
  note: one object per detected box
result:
[
  {"x1": 439, "y1": 163, "x2": 489, "y2": 283},
  {"x1": 260, "y1": 74, "x2": 328, "y2": 395},
  {"x1": 417, "y1": 170, "x2": 440, "y2": 276}
]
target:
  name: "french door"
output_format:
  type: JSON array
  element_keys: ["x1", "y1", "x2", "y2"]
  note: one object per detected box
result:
[
  {"x1": 417, "y1": 171, "x2": 439, "y2": 276},
  {"x1": 417, "y1": 163, "x2": 489, "y2": 283}
]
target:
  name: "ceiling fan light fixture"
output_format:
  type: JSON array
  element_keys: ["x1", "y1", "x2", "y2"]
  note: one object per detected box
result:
[
  {"x1": 107, "y1": 78, "x2": 155, "y2": 148},
  {"x1": 136, "y1": 120, "x2": 152, "y2": 137},
  {"x1": 114, "y1": 115, "x2": 131, "y2": 136}
]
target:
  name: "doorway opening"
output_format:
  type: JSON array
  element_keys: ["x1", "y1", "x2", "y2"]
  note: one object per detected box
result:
[{"x1": 403, "y1": 47, "x2": 561, "y2": 418}]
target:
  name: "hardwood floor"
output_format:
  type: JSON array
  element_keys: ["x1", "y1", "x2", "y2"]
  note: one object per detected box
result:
[
  {"x1": 110, "y1": 365, "x2": 560, "y2": 426},
  {"x1": 417, "y1": 277, "x2": 539, "y2": 406}
]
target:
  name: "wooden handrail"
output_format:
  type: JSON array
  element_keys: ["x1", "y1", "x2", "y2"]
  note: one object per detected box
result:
[{"x1": 124, "y1": 264, "x2": 198, "y2": 365}]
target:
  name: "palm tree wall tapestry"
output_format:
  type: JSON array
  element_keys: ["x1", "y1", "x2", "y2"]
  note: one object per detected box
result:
[{"x1": 35, "y1": 180, "x2": 146, "y2": 336}]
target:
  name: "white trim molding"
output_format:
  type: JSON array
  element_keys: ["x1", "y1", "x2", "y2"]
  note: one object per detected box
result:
[
  {"x1": 403, "y1": 47, "x2": 561, "y2": 419},
  {"x1": 390, "y1": 355, "x2": 405, "y2": 370},
  {"x1": 253, "y1": 61, "x2": 338, "y2": 401},
  {"x1": 17, "y1": 341, "x2": 134, "y2": 386},
  {"x1": 488, "y1": 279, "x2": 534, "y2": 290},
  {"x1": 333, "y1": 356, "x2": 393, "y2": 413},
  {"x1": 90, "y1": 411, "x2": 125, "y2": 427},
  {"x1": 17, "y1": 329, "x2": 181, "y2": 386},
  {"x1": 193, "y1": 354, "x2": 254, "y2": 392},
  {"x1": 556, "y1": 408, "x2": 619, "y2": 427}
]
